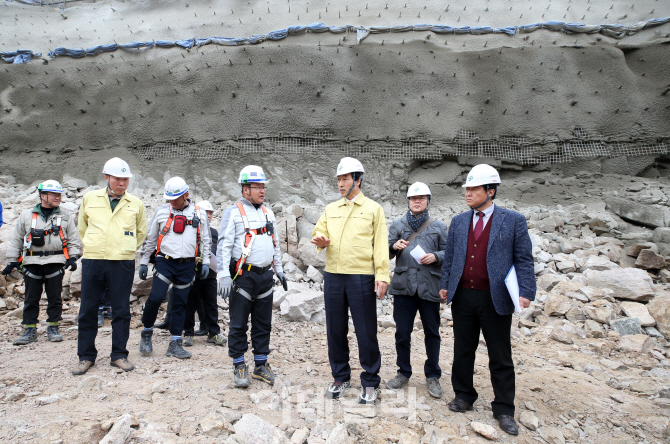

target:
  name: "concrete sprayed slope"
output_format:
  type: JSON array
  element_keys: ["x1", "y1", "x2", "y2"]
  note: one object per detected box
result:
[{"x1": 1, "y1": 40, "x2": 669, "y2": 146}]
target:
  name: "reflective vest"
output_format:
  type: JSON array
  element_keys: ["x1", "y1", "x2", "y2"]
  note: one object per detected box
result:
[
  {"x1": 19, "y1": 212, "x2": 70, "y2": 264},
  {"x1": 233, "y1": 202, "x2": 277, "y2": 278}
]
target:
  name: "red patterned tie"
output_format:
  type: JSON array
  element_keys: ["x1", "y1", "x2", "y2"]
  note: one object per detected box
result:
[{"x1": 473, "y1": 212, "x2": 485, "y2": 241}]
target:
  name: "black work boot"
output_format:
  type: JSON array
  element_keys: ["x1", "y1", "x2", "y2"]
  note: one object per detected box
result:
[
  {"x1": 252, "y1": 363, "x2": 276, "y2": 386},
  {"x1": 166, "y1": 338, "x2": 192, "y2": 359},
  {"x1": 154, "y1": 316, "x2": 170, "y2": 330},
  {"x1": 139, "y1": 329, "x2": 153, "y2": 355},
  {"x1": 46, "y1": 325, "x2": 63, "y2": 342},
  {"x1": 13, "y1": 327, "x2": 37, "y2": 346}
]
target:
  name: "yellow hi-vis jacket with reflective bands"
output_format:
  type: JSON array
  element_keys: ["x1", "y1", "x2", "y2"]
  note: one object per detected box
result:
[
  {"x1": 78, "y1": 188, "x2": 147, "y2": 260},
  {"x1": 312, "y1": 192, "x2": 390, "y2": 283}
]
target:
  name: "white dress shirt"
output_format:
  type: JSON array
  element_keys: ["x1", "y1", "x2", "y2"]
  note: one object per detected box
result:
[{"x1": 471, "y1": 203, "x2": 495, "y2": 231}]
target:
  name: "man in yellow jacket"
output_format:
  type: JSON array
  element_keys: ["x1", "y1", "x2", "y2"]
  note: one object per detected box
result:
[
  {"x1": 312, "y1": 157, "x2": 390, "y2": 405},
  {"x1": 73, "y1": 158, "x2": 146, "y2": 375}
]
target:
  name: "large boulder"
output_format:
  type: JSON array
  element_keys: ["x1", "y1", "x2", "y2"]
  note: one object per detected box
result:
[
  {"x1": 544, "y1": 293, "x2": 572, "y2": 316},
  {"x1": 619, "y1": 334, "x2": 655, "y2": 354},
  {"x1": 552, "y1": 281, "x2": 588, "y2": 302},
  {"x1": 100, "y1": 414, "x2": 131, "y2": 444},
  {"x1": 635, "y1": 249, "x2": 666, "y2": 270},
  {"x1": 234, "y1": 413, "x2": 289, "y2": 444},
  {"x1": 620, "y1": 301, "x2": 656, "y2": 327},
  {"x1": 297, "y1": 237, "x2": 326, "y2": 268},
  {"x1": 652, "y1": 227, "x2": 670, "y2": 244},
  {"x1": 648, "y1": 293, "x2": 670, "y2": 338},
  {"x1": 580, "y1": 256, "x2": 620, "y2": 272},
  {"x1": 584, "y1": 268, "x2": 655, "y2": 301},
  {"x1": 583, "y1": 300, "x2": 616, "y2": 324},
  {"x1": 609, "y1": 317, "x2": 643, "y2": 336},
  {"x1": 131, "y1": 275, "x2": 153, "y2": 296},
  {"x1": 280, "y1": 291, "x2": 325, "y2": 322},
  {"x1": 537, "y1": 274, "x2": 568, "y2": 292},
  {"x1": 605, "y1": 197, "x2": 670, "y2": 229}
]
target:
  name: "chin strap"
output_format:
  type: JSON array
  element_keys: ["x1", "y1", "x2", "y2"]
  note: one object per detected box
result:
[
  {"x1": 469, "y1": 194, "x2": 491, "y2": 211},
  {"x1": 345, "y1": 176, "x2": 361, "y2": 199},
  {"x1": 106, "y1": 179, "x2": 124, "y2": 199}
]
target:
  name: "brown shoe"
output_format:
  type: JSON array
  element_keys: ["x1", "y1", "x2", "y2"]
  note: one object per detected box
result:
[
  {"x1": 448, "y1": 397, "x2": 473, "y2": 413},
  {"x1": 110, "y1": 358, "x2": 135, "y2": 372},
  {"x1": 72, "y1": 360, "x2": 94, "y2": 376}
]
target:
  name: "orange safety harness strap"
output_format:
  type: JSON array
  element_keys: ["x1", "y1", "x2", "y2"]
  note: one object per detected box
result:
[
  {"x1": 19, "y1": 212, "x2": 69, "y2": 263},
  {"x1": 233, "y1": 202, "x2": 277, "y2": 277},
  {"x1": 155, "y1": 205, "x2": 201, "y2": 259}
]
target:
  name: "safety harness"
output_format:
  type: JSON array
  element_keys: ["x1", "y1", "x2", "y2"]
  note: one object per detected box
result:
[
  {"x1": 19, "y1": 212, "x2": 70, "y2": 280},
  {"x1": 232, "y1": 202, "x2": 277, "y2": 280},
  {"x1": 152, "y1": 204, "x2": 201, "y2": 289}
]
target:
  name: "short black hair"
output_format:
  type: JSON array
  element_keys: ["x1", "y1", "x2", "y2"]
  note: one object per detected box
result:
[
  {"x1": 352, "y1": 172, "x2": 364, "y2": 189},
  {"x1": 485, "y1": 183, "x2": 498, "y2": 200}
]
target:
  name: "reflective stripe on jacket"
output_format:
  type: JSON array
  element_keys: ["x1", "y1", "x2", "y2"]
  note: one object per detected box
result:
[
  {"x1": 78, "y1": 188, "x2": 147, "y2": 260},
  {"x1": 312, "y1": 192, "x2": 390, "y2": 283},
  {"x1": 7, "y1": 204, "x2": 82, "y2": 266}
]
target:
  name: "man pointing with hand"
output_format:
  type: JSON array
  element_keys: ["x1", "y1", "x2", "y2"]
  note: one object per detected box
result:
[{"x1": 312, "y1": 157, "x2": 390, "y2": 405}]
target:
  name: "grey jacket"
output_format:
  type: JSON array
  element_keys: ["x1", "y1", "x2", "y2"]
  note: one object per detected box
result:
[{"x1": 388, "y1": 214, "x2": 448, "y2": 302}]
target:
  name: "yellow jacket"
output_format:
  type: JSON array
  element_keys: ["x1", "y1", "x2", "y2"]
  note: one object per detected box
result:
[
  {"x1": 312, "y1": 193, "x2": 390, "y2": 283},
  {"x1": 78, "y1": 188, "x2": 147, "y2": 260}
]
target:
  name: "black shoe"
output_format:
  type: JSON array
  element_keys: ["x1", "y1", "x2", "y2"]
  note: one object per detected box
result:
[
  {"x1": 154, "y1": 318, "x2": 170, "y2": 330},
  {"x1": 325, "y1": 380, "x2": 351, "y2": 399},
  {"x1": 448, "y1": 397, "x2": 473, "y2": 413},
  {"x1": 234, "y1": 364, "x2": 250, "y2": 388},
  {"x1": 166, "y1": 339, "x2": 192, "y2": 359},
  {"x1": 139, "y1": 330, "x2": 153, "y2": 355},
  {"x1": 97, "y1": 310, "x2": 104, "y2": 328},
  {"x1": 358, "y1": 387, "x2": 381, "y2": 405},
  {"x1": 13, "y1": 327, "x2": 37, "y2": 346},
  {"x1": 494, "y1": 414, "x2": 519, "y2": 436},
  {"x1": 194, "y1": 328, "x2": 207, "y2": 336},
  {"x1": 252, "y1": 363, "x2": 276, "y2": 386},
  {"x1": 103, "y1": 308, "x2": 113, "y2": 320}
]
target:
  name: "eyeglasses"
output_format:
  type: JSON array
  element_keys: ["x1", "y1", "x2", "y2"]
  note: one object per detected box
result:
[
  {"x1": 409, "y1": 196, "x2": 428, "y2": 202},
  {"x1": 250, "y1": 186, "x2": 266, "y2": 190},
  {"x1": 42, "y1": 192, "x2": 62, "y2": 198}
]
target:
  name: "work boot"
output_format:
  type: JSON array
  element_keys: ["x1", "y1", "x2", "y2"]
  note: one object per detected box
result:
[
  {"x1": 194, "y1": 327, "x2": 207, "y2": 336},
  {"x1": 359, "y1": 387, "x2": 381, "y2": 405},
  {"x1": 103, "y1": 307, "x2": 113, "y2": 319},
  {"x1": 139, "y1": 330, "x2": 153, "y2": 355},
  {"x1": 206, "y1": 333, "x2": 227, "y2": 346},
  {"x1": 46, "y1": 325, "x2": 63, "y2": 342},
  {"x1": 111, "y1": 358, "x2": 135, "y2": 372},
  {"x1": 233, "y1": 364, "x2": 250, "y2": 388},
  {"x1": 13, "y1": 327, "x2": 37, "y2": 346},
  {"x1": 386, "y1": 373, "x2": 410, "y2": 390},
  {"x1": 72, "y1": 360, "x2": 94, "y2": 376},
  {"x1": 252, "y1": 363, "x2": 276, "y2": 386},
  {"x1": 426, "y1": 377, "x2": 442, "y2": 398},
  {"x1": 183, "y1": 335, "x2": 194, "y2": 347},
  {"x1": 154, "y1": 317, "x2": 170, "y2": 330},
  {"x1": 97, "y1": 310, "x2": 104, "y2": 327},
  {"x1": 166, "y1": 339, "x2": 192, "y2": 359}
]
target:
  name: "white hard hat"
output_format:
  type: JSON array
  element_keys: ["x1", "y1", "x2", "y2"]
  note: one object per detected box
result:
[
  {"x1": 102, "y1": 157, "x2": 133, "y2": 178},
  {"x1": 336, "y1": 157, "x2": 365, "y2": 177},
  {"x1": 238, "y1": 165, "x2": 268, "y2": 184},
  {"x1": 164, "y1": 176, "x2": 189, "y2": 200},
  {"x1": 197, "y1": 200, "x2": 214, "y2": 212},
  {"x1": 462, "y1": 164, "x2": 501, "y2": 188},
  {"x1": 38, "y1": 180, "x2": 63, "y2": 194},
  {"x1": 407, "y1": 182, "x2": 431, "y2": 198}
]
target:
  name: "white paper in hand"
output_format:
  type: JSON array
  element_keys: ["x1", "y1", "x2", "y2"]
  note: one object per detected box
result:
[
  {"x1": 504, "y1": 266, "x2": 522, "y2": 313},
  {"x1": 409, "y1": 245, "x2": 426, "y2": 264}
]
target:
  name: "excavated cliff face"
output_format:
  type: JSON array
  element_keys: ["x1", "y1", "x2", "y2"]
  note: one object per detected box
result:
[{"x1": 0, "y1": 0, "x2": 669, "y2": 202}]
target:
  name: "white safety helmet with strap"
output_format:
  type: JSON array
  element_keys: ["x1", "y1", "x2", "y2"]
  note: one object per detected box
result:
[
  {"x1": 196, "y1": 200, "x2": 214, "y2": 212},
  {"x1": 407, "y1": 182, "x2": 431, "y2": 198},
  {"x1": 164, "y1": 176, "x2": 189, "y2": 200},
  {"x1": 335, "y1": 157, "x2": 365, "y2": 177},
  {"x1": 238, "y1": 165, "x2": 268, "y2": 184},
  {"x1": 102, "y1": 157, "x2": 133, "y2": 178},
  {"x1": 38, "y1": 180, "x2": 64, "y2": 194},
  {"x1": 463, "y1": 164, "x2": 501, "y2": 188}
]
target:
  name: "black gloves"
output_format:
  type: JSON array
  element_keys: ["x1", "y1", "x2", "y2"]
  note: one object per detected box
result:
[
  {"x1": 2, "y1": 262, "x2": 18, "y2": 276},
  {"x1": 65, "y1": 257, "x2": 77, "y2": 271}
]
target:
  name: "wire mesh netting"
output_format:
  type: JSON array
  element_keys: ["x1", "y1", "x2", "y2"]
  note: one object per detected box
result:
[{"x1": 130, "y1": 129, "x2": 669, "y2": 164}]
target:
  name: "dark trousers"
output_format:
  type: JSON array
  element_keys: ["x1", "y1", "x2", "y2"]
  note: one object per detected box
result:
[
  {"x1": 77, "y1": 259, "x2": 134, "y2": 362},
  {"x1": 142, "y1": 257, "x2": 195, "y2": 336},
  {"x1": 184, "y1": 277, "x2": 220, "y2": 336},
  {"x1": 324, "y1": 272, "x2": 381, "y2": 388},
  {"x1": 100, "y1": 287, "x2": 111, "y2": 310},
  {"x1": 227, "y1": 269, "x2": 274, "y2": 359},
  {"x1": 22, "y1": 263, "x2": 64, "y2": 325},
  {"x1": 393, "y1": 294, "x2": 442, "y2": 379},
  {"x1": 451, "y1": 287, "x2": 515, "y2": 416}
]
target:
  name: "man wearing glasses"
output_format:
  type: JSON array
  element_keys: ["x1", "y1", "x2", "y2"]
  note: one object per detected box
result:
[
  {"x1": 218, "y1": 165, "x2": 287, "y2": 388},
  {"x1": 386, "y1": 182, "x2": 448, "y2": 399}
]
